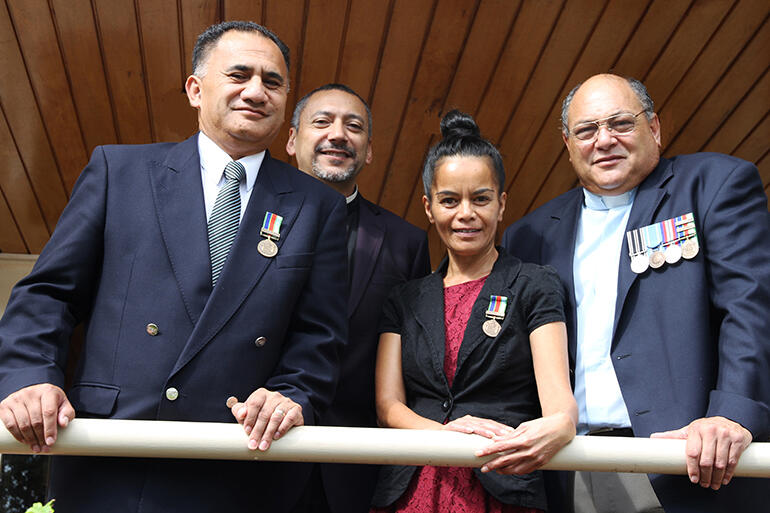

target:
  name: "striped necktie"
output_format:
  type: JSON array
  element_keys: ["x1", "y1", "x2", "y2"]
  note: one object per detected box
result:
[{"x1": 208, "y1": 160, "x2": 246, "y2": 286}]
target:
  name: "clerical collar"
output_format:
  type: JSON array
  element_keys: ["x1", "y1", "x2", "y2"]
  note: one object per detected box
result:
[
  {"x1": 346, "y1": 185, "x2": 359, "y2": 204},
  {"x1": 582, "y1": 188, "x2": 636, "y2": 211}
]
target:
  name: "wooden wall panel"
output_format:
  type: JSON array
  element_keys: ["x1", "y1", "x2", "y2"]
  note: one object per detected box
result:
[
  {"x1": 505, "y1": 0, "x2": 652, "y2": 224},
  {"x1": 0, "y1": 192, "x2": 26, "y2": 254},
  {"x1": 358, "y1": 0, "x2": 435, "y2": 200},
  {"x1": 7, "y1": 0, "x2": 88, "y2": 192},
  {"x1": 0, "y1": 109, "x2": 50, "y2": 253},
  {"x1": 0, "y1": 2, "x2": 67, "y2": 232},
  {"x1": 402, "y1": 0, "x2": 522, "y2": 227},
  {"x1": 734, "y1": 114, "x2": 770, "y2": 165},
  {"x1": 263, "y1": 0, "x2": 306, "y2": 160},
  {"x1": 665, "y1": 17, "x2": 769, "y2": 156},
  {"x1": 180, "y1": 0, "x2": 219, "y2": 78},
  {"x1": 93, "y1": 0, "x2": 152, "y2": 144},
  {"x1": 138, "y1": 0, "x2": 198, "y2": 142},
  {"x1": 223, "y1": 0, "x2": 264, "y2": 22},
  {"x1": 51, "y1": 0, "x2": 118, "y2": 156},
  {"x1": 379, "y1": 0, "x2": 479, "y2": 220}
]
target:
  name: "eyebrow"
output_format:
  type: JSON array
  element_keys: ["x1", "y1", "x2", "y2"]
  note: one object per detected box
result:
[
  {"x1": 309, "y1": 110, "x2": 365, "y2": 124},
  {"x1": 573, "y1": 110, "x2": 627, "y2": 125},
  {"x1": 435, "y1": 187, "x2": 494, "y2": 196}
]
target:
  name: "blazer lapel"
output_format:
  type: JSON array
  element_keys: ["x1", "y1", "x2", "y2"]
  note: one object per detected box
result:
[
  {"x1": 613, "y1": 158, "x2": 673, "y2": 338},
  {"x1": 410, "y1": 264, "x2": 451, "y2": 390},
  {"x1": 348, "y1": 198, "x2": 385, "y2": 317},
  {"x1": 150, "y1": 135, "x2": 211, "y2": 325},
  {"x1": 170, "y1": 153, "x2": 305, "y2": 375},
  {"x1": 454, "y1": 252, "x2": 522, "y2": 383},
  {"x1": 542, "y1": 190, "x2": 582, "y2": 361}
]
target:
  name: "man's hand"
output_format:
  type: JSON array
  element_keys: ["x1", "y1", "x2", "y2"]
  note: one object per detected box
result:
[
  {"x1": 650, "y1": 416, "x2": 752, "y2": 489},
  {"x1": 0, "y1": 384, "x2": 75, "y2": 453},
  {"x1": 226, "y1": 388, "x2": 303, "y2": 451}
]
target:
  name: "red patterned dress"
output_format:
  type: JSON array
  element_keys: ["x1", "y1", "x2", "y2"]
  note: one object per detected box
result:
[{"x1": 371, "y1": 275, "x2": 542, "y2": 513}]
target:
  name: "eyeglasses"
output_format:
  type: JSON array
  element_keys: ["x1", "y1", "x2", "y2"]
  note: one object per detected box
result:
[{"x1": 568, "y1": 110, "x2": 648, "y2": 142}]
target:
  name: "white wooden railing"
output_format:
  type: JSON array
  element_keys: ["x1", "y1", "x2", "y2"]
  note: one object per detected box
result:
[{"x1": 1, "y1": 419, "x2": 769, "y2": 476}]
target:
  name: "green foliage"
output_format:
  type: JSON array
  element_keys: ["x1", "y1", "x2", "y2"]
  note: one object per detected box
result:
[{"x1": 24, "y1": 500, "x2": 54, "y2": 513}]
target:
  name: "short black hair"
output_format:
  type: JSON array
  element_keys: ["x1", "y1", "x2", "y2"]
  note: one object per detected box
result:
[
  {"x1": 192, "y1": 21, "x2": 290, "y2": 78},
  {"x1": 422, "y1": 110, "x2": 505, "y2": 198},
  {"x1": 291, "y1": 83, "x2": 372, "y2": 137}
]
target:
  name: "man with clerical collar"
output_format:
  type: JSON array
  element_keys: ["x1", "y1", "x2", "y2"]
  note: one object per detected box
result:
[
  {"x1": 503, "y1": 73, "x2": 770, "y2": 513},
  {"x1": 286, "y1": 83, "x2": 431, "y2": 513},
  {"x1": 0, "y1": 21, "x2": 348, "y2": 513}
]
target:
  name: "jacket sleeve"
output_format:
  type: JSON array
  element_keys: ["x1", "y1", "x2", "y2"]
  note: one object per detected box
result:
[
  {"x1": 701, "y1": 157, "x2": 770, "y2": 440},
  {"x1": 0, "y1": 147, "x2": 108, "y2": 400}
]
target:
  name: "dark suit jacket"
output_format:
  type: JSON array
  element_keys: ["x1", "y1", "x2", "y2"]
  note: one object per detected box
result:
[
  {"x1": 503, "y1": 153, "x2": 770, "y2": 513},
  {"x1": 318, "y1": 196, "x2": 430, "y2": 513},
  {"x1": 371, "y1": 249, "x2": 566, "y2": 511},
  {"x1": 0, "y1": 134, "x2": 348, "y2": 513}
]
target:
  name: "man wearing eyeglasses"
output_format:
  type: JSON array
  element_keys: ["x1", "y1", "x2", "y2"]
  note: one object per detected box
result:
[{"x1": 503, "y1": 73, "x2": 770, "y2": 513}]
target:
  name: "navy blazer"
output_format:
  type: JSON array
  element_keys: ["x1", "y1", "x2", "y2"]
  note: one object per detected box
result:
[
  {"x1": 0, "y1": 134, "x2": 348, "y2": 513},
  {"x1": 503, "y1": 153, "x2": 770, "y2": 513},
  {"x1": 315, "y1": 196, "x2": 430, "y2": 513}
]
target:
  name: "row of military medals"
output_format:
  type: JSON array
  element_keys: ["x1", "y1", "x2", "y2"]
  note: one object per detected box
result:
[
  {"x1": 258, "y1": 212, "x2": 283, "y2": 258},
  {"x1": 483, "y1": 295, "x2": 508, "y2": 337},
  {"x1": 626, "y1": 212, "x2": 699, "y2": 274}
]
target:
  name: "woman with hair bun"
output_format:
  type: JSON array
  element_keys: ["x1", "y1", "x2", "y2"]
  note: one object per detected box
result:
[{"x1": 370, "y1": 110, "x2": 577, "y2": 512}]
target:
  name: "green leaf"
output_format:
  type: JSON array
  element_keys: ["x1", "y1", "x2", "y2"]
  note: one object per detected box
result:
[{"x1": 25, "y1": 499, "x2": 55, "y2": 513}]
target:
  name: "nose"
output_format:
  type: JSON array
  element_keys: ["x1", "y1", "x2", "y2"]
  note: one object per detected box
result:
[
  {"x1": 458, "y1": 199, "x2": 475, "y2": 219},
  {"x1": 594, "y1": 124, "x2": 617, "y2": 149},
  {"x1": 241, "y1": 77, "x2": 268, "y2": 104},
  {"x1": 327, "y1": 119, "x2": 347, "y2": 142}
]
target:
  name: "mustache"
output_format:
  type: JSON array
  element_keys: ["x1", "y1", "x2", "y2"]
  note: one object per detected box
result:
[{"x1": 314, "y1": 141, "x2": 357, "y2": 159}]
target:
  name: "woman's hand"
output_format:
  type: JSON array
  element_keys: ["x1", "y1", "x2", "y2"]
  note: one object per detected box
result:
[
  {"x1": 475, "y1": 411, "x2": 575, "y2": 475},
  {"x1": 443, "y1": 415, "x2": 513, "y2": 439}
]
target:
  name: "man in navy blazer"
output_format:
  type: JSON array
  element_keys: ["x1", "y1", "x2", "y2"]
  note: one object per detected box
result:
[
  {"x1": 503, "y1": 73, "x2": 770, "y2": 513},
  {"x1": 0, "y1": 22, "x2": 347, "y2": 512},
  {"x1": 285, "y1": 83, "x2": 431, "y2": 512}
]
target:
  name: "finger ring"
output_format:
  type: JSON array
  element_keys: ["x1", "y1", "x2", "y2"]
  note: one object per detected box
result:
[{"x1": 275, "y1": 408, "x2": 286, "y2": 417}]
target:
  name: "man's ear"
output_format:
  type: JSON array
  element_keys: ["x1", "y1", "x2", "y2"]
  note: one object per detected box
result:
[
  {"x1": 185, "y1": 75, "x2": 202, "y2": 108},
  {"x1": 286, "y1": 127, "x2": 297, "y2": 156},
  {"x1": 365, "y1": 140, "x2": 373, "y2": 165}
]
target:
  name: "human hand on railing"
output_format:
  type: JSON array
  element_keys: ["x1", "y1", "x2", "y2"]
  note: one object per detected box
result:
[
  {"x1": 474, "y1": 412, "x2": 576, "y2": 475},
  {"x1": 226, "y1": 388, "x2": 303, "y2": 451},
  {"x1": 650, "y1": 415, "x2": 751, "y2": 490},
  {"x1": 442, "y1": 415, "x2": 514, "y2": 439},
  {"x1": 0, "y1": 383, "x2": 75, "y2": 453}
]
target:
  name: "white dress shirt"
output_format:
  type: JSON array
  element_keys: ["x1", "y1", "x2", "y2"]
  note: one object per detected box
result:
[
  {"x1": 198, "y1": 132, "x2": 264, "y2": 222},
  {"x1": 573, "y1": 188, "x2": 636, "y2": 434}
]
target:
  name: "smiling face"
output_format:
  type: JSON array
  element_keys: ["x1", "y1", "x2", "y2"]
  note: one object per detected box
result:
[
  {"x1": 286, "y1": 89, "x2": 372, "y2": 195},
  {"x1": 185, "y1": 30, "x2": 288, "y2": 159},
  {"x1": 423, "y1": 155, "x2": 506, "y2": 258},
  {"x1": 563, "y1": 74, "x2": 661, "y2": 196}
]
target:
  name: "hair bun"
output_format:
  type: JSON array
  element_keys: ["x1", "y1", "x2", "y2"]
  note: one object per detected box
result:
[{"x1": 440, "y1": 109, "x2": 480, "y2": 139}]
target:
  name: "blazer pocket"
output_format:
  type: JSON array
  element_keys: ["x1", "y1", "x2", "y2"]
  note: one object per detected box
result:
[
  {"x1": 69, "y1": 382, "x2": 120, "y2": 417},
  {"x1": 275, "y1": 252, "x2": 314, "y2": 269}
]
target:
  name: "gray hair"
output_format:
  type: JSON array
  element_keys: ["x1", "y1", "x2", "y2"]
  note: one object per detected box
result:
[
  {"x1": 561, "y1": 75, "x2": 655, "y2": 137},
  {"x1": 290, "y1": 83, "x2": 372, "y2": 138}
]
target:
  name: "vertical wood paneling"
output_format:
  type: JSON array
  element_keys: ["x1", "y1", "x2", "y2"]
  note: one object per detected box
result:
[
  {"x1": 498, "y1": 0, "x2": 607, "y2": 223},
  {"x1": 263, "y1": 0, "x2": 306, "y2": 159},
  {"x1": 474, "y1": 0, "x2": 563, "y2": 143},
  {"x1": 378, "y1": 0, "x2": 479, "y2": 221},
  {"x1": 336, "y1": 0, "x2": 392, "y2": 99},
  {"x1": 402, "y1": 0, "x2": 522, "y2": 227},
  {"x1": 138, "y1": 0, "x2": 198, "y2": 142},
  {"x1": 223, "y1": 0, "x2": 264, "y2": 22},
  {"x1": 658, "y1": 0, "x2": 770, "y2": 152},
  {"x1": 0, "y1": 190, "x2": 26, "y2": 254},
  {"x1": 0, "y1": 2, "x2": 67, "y2": 232},
  {"x1": 0, "y1": 108, "x2": 50, "y2": 253},
  {"x1": 7, "y1": 0, "x2": 88, "y2": 192},
  {"x1": 665, "y1": 17, "x2": 769, "y2": 156},
  {"x1": 179, "y1": 0, "x2": 219, "y2": 78},
  {"x1": 93, "y1": 0, "x2": 152, "y2": 144},
  {"x1": 358, "y1": 0, "x2": 435, "y2": 200},
  {"x1": 51, "y1": 0, "x2": 117, "y2": 155}
]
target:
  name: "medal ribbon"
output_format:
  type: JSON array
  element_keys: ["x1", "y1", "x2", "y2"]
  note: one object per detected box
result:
[
  {"x1": 644, "y1": 223, "x2": 663, "y2": 251},
  {"x1": 662, "y1": 219, "x2": 677, "y2": 246},
  {"x1": 486, "y1": 295, "x2": 508, "y2": 319},
  {"x1": 261, "y1": 212, "x2": 283, "y2": 239}
]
